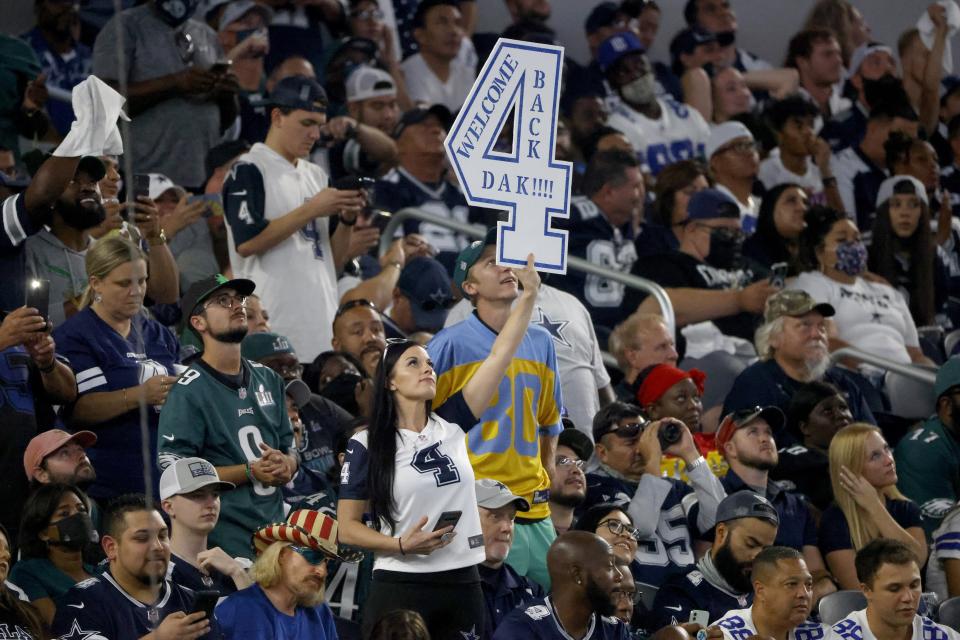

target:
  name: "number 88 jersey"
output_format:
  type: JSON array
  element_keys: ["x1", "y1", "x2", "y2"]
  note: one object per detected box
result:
[
  {"x1": 716, "y1": 607, "x2": 828, "y2": 640},
  {"x1": 340, "y1": 403, "x2": 485, "y2": 574}
]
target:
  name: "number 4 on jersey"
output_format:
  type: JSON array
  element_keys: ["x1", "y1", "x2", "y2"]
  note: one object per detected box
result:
[{"x1": 445, "y1": 38, "x2": 572, "y2": 274}]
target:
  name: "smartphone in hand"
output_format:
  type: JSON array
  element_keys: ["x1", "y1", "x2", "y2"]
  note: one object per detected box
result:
[{"x1": 25, "y1": 278, "x2": 50, "y2": 329}]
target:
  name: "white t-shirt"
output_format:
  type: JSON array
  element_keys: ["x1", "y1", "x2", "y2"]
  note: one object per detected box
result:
[
  {"x1": 444, "y1": 284, "x2": 611, "y2": 437},
  {"x1": 339, "y1": 413, "x2": 484, "y2": 573},
  {"x1": 830, "y1": 609, "x2": 960, "y2": 640},
  {"x1": 401, "y1": 40, "x2": 477, "y2": 111},
  {"x1": 789, "y1": 271, "x2": 919, "y2": 364},
  {"x1": 758, "y1": 148, "x2": 825, "y2": 204},
  {"x1": 222, "y1": 142, "x2": 338, "y2": 360},
  {"x1": 716, "y1": 606, "x2": 829, "y2": 640},
  {"x1": 607, "y1": 97, "x2": 710, "y2": 176},
  {"x1": 715, "y1": 183, "x2": 761, "y2": 236},
  {"x1": 927, "y1": 507, "x2": 960, "y2": 601}
]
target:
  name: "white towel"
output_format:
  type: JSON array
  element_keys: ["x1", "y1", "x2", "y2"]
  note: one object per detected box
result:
[
  {"x1": 918, "y1": 0, "x2": 960, "y2": 75},
  {"x1": 53, "y1": 75, "x2": 130, "y2": 158}
]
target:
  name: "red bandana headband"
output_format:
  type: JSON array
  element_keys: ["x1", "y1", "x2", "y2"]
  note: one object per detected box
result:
[{"x1": 636, "y1": 365, "x2": 706, "y2": 407}]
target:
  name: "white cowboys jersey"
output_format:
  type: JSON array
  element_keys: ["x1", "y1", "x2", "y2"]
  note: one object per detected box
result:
[
  {"x1": 716, "y1": 607, "x2": 828, "y2": 640},
  {"x1": 607, "y1": 97, "x2": 710, "y2": 176},
  {"x1": 830, "y1": 609, "x2": 960, "y2": 640}
]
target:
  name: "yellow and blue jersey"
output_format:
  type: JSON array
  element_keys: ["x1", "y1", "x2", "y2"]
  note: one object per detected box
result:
[{"x1": 428, "y1": 313, "x2": 563, "y2": 520}]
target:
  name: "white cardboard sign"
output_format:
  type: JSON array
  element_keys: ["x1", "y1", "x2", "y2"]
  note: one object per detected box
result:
[{"x1": 445, "y1": 38, "x2": 572, "y2": 274}]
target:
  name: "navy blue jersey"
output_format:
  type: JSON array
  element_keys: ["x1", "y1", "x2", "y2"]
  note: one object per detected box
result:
[
  {"x1": 168, "y1": 553, "x2": 237, "y2": 597},
  {"x1": 1, "y1": 194, "x2": 42, "y2": 313},
  {"x1": 553, "y1": 197, "x2": 638, "y2": 336},
  {"x1": 650, "y1": 566, "x2": 751, "y2": 630},
  {"x1": 50, "y1": 569, "x2": 220, "y2": 640},
  {"x1": 582, "y1": 470, "x2": 698, "y2": 587},
  {"x1": 831, "y1": 145, "x2": 887, "y2": 232},
  {"x1": 819, "y1": 498, "x2": 923, "y2": 556},
  {"x1": 770, "y1": 444, "x2": 833, "y2": 511},
  {"x1": 216, "y1": 583, "x2": 338, "y2": 640},
  {"x1": 718, "y1": 470, "x2": 817, "y2": 551},
  {"x1": 479, "y1": 563, "x2": 546, "y2": 640},
  {"x1": 821, "y1": 104, "x2": 868, "y2": 152},
  {"x1": 493, "y1": 597, "x2": 631, "y2": 640},
  {"x1": 53, "y1": 307, "x2": 179, "y2": 500}
]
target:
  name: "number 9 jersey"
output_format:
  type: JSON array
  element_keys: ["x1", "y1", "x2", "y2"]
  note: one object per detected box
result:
[{"x1": 157, "y1": 359, "x2": 293, "y2": 560}]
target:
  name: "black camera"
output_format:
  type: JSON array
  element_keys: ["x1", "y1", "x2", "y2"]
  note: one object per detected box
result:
[{"x1": 657, "y1": 420, "x2": 683, "y2": 450}]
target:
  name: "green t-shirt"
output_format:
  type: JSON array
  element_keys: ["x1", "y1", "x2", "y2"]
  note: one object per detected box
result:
[
  {"x1": 158, "y1": 358, "x2": 293, "y2": 559},
  {"x1": 8, "y1": 558, "x2": 96, "y2": 602},
  {"x1": 895, "y1": 416, "x2": 960, "y2": 537}
]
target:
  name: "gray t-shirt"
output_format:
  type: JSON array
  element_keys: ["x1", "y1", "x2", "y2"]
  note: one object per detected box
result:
[
  {"x1": 25, "y1": 229, "x2": 90, "y2": 328},
  {"x1": 92, "y1": 5, "x2": 223, "y2": 188},
  {"x1": 168, "y1": 217, "x2": 218, "y2": 292}
]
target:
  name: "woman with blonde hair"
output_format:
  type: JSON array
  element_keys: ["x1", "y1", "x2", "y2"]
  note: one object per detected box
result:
[
  {"x1": 819, "y1": 423, "x2": 927, "y2": 588},
  {"x1": 53, "y1": 236, "x2": 180, "y2": 501}
]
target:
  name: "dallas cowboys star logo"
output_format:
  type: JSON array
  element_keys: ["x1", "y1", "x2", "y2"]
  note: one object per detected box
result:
[
  {"x1": 460, "y1": 625, "x2": 480, "y2": 640},
  {"x1": 534, "y1": 308, "x2": 570, "y2": 348},
  {"x1": 427, "y1": 288, "x2": 450, "y2": 306},
  {"x1": 59, "y1": 620, "x2": 108, "y2": 640}
]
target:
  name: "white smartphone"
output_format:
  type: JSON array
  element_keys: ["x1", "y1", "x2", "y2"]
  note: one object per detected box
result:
[{"x1": 688, "y1": 610, "x2": 710, "y2": 627}]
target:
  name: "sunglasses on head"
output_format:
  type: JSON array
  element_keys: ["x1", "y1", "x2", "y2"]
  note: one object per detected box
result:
[{"x1": 334, "y1": 298, "x2": 378, "y2": 319}]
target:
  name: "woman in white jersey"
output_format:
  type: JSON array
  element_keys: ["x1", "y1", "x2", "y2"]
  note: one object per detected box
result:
[{"x1": 338, "y1": 254, "x2": 540, "y2": 639}]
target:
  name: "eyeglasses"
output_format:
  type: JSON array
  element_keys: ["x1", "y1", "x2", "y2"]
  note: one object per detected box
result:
[
  {"x1": 615, "y1": 588, "x2": 639, "y2": 604},
  {"x1": 599, "y1": 519, "x2": 642, "y2": 542},
  {"x1": 605, "y1": 422, "x2": 647, "y2": 439},
  {"x1": 275, "y1": 363, "x2": 304, "y2": 378},
  {"x1": 334, "y1": 298, "x2": 378, "y2": 319},
  {"x1": 174, "y1": 30, "x2": 195, "y2": 65},
  {"x1": 204, "y1": 293, "x2": 248, "y2": 310},
  {"x1": 717, "y1": 139, "x2": 758, "y2": 155},
  {"x1": 350, "y1": 8, "x2": 383, "y2": 20},
  {"x1": 289, "y1": 545, "x2": 328, "y2": 566},
  {"x1": 556, "y1": 456, "x2": 585, "y2": 469}
]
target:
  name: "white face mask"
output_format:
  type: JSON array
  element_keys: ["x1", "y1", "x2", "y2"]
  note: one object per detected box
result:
[{"x1": 620, "y1": 74, "x2": 656, "y2": 106}]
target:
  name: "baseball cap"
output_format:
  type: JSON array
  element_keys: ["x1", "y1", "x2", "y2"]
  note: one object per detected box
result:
[
  {"x1": 670, "y1": 27, "x2": 717, "y2": 58},
  {"x1": 705, "y1": 120, "x2": 754, "y2": 159},
  {"x1": 205, "y1": 139, "x2": 250, "y2": 178},
  {"x1": 346, "y1": 66, "x2": 396, "y2": 103},
  {"x1": 181, "y1": 274, "x2": 256, "y2": 321},
  {"x1": 25, "y1": 153, "x2": 108, "y2": 183},
  {"x1": 219, "y1": 0, "x2": 273, "y2": 30},
  {"x1": 397, "y1": 257, "x2": 455, "y2": 333},
  {"x1": 875, "y1": 175, "x2": 929, "y2": 209},
  {"x1": 763, "y1": 290, "x2": 835, "y2": 324},
  {"x1": 559, "y1": 425, "x2": 594, "y2": 462},
  {"x1": 241, "y1": 332, "x2": 297, "y2": 361},
  {"x1": 392, "y1": 105, "x2": 453, "y2": 139},
  {"x1": 147, "y1": 173, "x2": 186, "y2": 201},
  {"x1": 716, "y1": 490, "x2": 780, "y2": 526},
  {"x1": 253, "y1": 75, "x2": 328, "y2": 112},
  {"x1": 453, "y1": 227, "x2": 498, "y2": 295},
  {"x1": 23, "y1": 429, "x2": 97, "y2": 481},
  {"x1": 715, "y1": 406, "x2": 786, "y2": 451},
  {"x1": 686, "y1": 188, "x2": 739, "y2": 221},
  {"x1": 285, "y1": 378, "x2": 312, "y2": 408},
  {"x1": 847, "y1": 42, "x2": 894, "y2": 77},
  {"x1": 935, "y1": 357, "x2": 960, "y2": 399},
  {"x1": 475, "y1": 478, "x2": 530, "y2": 511},
  {"x1": 585, "y1": 2, "x2": 621, "y2": 34},
  {"x1": 159, "y1": 457, "x2": 235, "y2": 500},
  {"x1": 597, "y1": 31, "x2": 645, "y2": 74}
]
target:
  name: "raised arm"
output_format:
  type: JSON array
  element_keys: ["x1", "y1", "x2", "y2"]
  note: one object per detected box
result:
[{"x1": 460, "y1": 254, "x2": 540, "y2": 417}]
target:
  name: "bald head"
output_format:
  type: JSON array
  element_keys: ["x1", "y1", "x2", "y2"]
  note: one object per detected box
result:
[
  {"x1": 548, "y1": 531, "x2": 612, "y2": 582},
  {"x1": 548, "y1": 531, "x2": 623, "y2": 617}
]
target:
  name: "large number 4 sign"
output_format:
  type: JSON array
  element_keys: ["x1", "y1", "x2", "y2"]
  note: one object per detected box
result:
[{"x1": 445, "y1": 38, "x2": 572, "y2": 274}]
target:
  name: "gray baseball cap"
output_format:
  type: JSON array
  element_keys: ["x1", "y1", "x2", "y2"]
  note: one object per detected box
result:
[
  {"x1": 475, "y1": 478, "x2": 530, "y2": 511},
  {"x1": 716, "y1": 490, "x2": 780, "y2": 527},
  {"x1": 159, "y1": 457, "x2": 235, "y2": 500}
]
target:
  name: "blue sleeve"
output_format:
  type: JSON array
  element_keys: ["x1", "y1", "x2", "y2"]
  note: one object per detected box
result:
[
  {"x1": 321, "y1": 603, "x2": 338, "y2": 640},
  {"x1": 433, "y1": 391, "x2": 477, "y2": 432},
  {"x1": 0, "y1": 193, "x2": 38, "y2": 252},
  {"x1": 818, "y1": 506, "x2": 852, "y2": 555},
  {"x1": 339, "y1": 438, "x2": 370, "y2": 500},
  {"x1": 53, "y1": 322, "x2": 106, "y2": 397},
  {"x1": 891, "y1": 499, "x2": 924, "y2": 530},
  {"x1": 214, "y1": 597, "x2": 236, "y2": 639},
  {"x1": 222, "y1": 162, "x2": 268, "y2": 246},
  {"x1": 426, "y1": 329, "x2": 454, "y2": 377},
  {"x1": 51, "y1": 590, "x2": 114, "y2": 639}
]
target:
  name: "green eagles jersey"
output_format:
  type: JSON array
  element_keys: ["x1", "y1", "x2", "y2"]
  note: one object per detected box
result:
[
  {"x1": 894, "y1": 417, "x2": 960, "y2": 537},
  {"x1": 158, "y1": 359, "x2": 293, "y2": 559}
]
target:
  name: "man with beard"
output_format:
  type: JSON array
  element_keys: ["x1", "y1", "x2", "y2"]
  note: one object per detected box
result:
[
  {"x1": 158, "y1": 274, "x2": 297, "y2": 559},
  {"x1": 493, "y1": 531, "x2": 630, "y2": 640},
  {"x1": 651, "y1": 491, "x2": 779, "y2": 629},
  {"x1": 24, "y1": 429, "x2": 97, "y2": 488},
  {"x1": 331, "y1": 299, "x2": 388, "y2": 379},
  {"x1": 714, "y1": 546, "x2": 829, "y2": 640},
  {"x1": 549, "y1": 427, "x2": 591, "y2": 535},
  {"x1": 583, "y1": 402, "x2": 726, "y2": 595},
  {"x1": 723, "y1": 290, "x2": 875, "y2": 435},
  {"x1": 895, "y1": 358, "x2": 960, "y2": 536},
  {"x1": 51, "y1": 494, "x2": 220, "y2": 640},
  {"x1": 476, "y1": 479, "x2": 545, "y2": 640},
  {"x1": 715, "y1": 407, "x2": 837, "y2": 602},
  {"x1": 215, "y1": 509, "x2": 341, "y2": 639}
]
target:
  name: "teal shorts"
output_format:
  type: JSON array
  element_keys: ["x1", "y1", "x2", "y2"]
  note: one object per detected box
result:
[{"x1": 504, "y1": 517, "x2": 556, "y2": 590}]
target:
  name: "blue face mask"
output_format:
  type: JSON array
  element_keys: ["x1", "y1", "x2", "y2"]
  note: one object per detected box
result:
[{"x1": 835, "y1": 240, "x2": 867, "y2": 276}]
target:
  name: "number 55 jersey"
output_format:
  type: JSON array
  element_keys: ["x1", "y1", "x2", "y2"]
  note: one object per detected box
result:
[{"x1": 157, "y1": 359, "x2": 293, "y2": 560}]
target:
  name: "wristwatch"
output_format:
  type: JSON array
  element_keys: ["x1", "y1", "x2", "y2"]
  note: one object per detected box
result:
[
  {"x1": 148, "y1": 229, "x2": 167, "y2": 246},
  {"x1": 685, "y1": 456, "x2": 706, "y2": 472}
]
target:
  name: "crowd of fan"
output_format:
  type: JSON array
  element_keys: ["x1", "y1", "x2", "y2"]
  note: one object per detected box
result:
[{"x1": 8, "y1": 0, "x2": 960, "y2": 638}]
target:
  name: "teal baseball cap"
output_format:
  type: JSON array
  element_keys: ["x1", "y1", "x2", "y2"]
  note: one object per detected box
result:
[
  {"x1": 241, "y1": 332, "x2": 297, "y2": 362},
  {"x1": 935, "y1": 357, "x2": 960, "y2": 400},
  {"x1": 453, "y1": 227, "x2": 498, "y2": 296}
]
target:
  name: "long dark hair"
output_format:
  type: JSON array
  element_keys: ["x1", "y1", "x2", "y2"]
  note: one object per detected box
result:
[
  {"x1": 366, "y1": 339, "x2": 431, "y2": 535},
  {"x1": 19, "y1": 483, "x2": 90, "y2": 559},
  {"x1": 868, "y1": 180, "x2": 934, "y2": 325},
  {"x1": 572, "y1": 502, "x2": 634, "y2": 533},
  {"x1": 652, "y1": 160, "x2": 708, "y2": 227},
  {"x1": 0, "y1": 524, "x2": 47, "y2": 640},
  {"x1": 796, "y1": 205, "x2": 846, "y2": 273},
  {"x1": 749, "y1": 182, "x2": 805, "y2": 267}
]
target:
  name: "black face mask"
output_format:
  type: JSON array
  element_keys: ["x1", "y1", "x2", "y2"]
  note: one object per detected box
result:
[
  {"x1": 47, "y1": 512, "x2": 98, "y2": 551},
  {"x1": 705, "y1": 227, "x2": 743, "y2": 270},
  {"x1": 862, "y1": 74, "x2": 902, "y2": 107},
  {"x1": 320, "y1": 372, "x2": 362, "y2": 414},
  {"x1": 154, "y1": 0, "x2": 199, "y2": 27},
  {"x1": 60, "y1": 199, "x2": 106, "y2": 231}
]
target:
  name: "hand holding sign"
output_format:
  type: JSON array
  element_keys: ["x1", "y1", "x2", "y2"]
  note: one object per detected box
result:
[{"x1": 445, "y1": 39, "x2": 572, "y2": 274}]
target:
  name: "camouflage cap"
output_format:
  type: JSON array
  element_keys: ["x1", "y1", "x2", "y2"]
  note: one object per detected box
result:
[{"x1": 763, "y1": 289, "x2": 835, "y2": 324}]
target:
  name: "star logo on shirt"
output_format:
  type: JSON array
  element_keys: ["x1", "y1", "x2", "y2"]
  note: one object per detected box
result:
[
  {"x1": 871, "y1": 312, "x2": 882, "y2": 321},
  {"x1": 460, "y1": 625, "x2": 480, "y2": 640},
  {"x1": 59, "y1": 620, "x2": 108, "y2": 640},
  {"x1": 534, "y1": 308, "x2": 571, "y2": 348}
]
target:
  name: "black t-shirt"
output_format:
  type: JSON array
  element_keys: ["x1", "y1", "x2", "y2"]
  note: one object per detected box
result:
[
  {"x1": 0, "y1": 599, "x2": 40, "y2": 640},
  {"x1": 770, "y1": 444, "x2": 832, "y2": 511},
  {"x1": 626, "y1": 251, "x2": 767, "y2": 342}
]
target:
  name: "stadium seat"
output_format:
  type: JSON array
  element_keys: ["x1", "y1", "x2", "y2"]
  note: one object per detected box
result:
[
  {"x1": 884, "y1": 371, "x2": 936, "y2": 421},
  {"x1": 940, "y1": 597, "x2": 960, "y2": 632},
  {"x1": 945, "y1": 331, "x2": 960, "y2": 358},
  {"x1": 818, "y1": 590, "x2": 867, "y2": 625}
]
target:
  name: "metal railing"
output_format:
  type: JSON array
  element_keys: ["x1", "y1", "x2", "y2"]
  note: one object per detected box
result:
[
  {"x1": 378, "y1": 207, "x2": 676, "y2": 335},
  {"x1": 829, "y1": 347, "x2": 937, "y2": 385}
]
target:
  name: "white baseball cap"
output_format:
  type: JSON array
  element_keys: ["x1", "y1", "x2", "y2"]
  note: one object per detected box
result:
[
  {"x1": 875, "y1": 175, "x2": 929, "y2": 209},
  {"x1": 705, "y1": 121, "x2": 754, "y2": 159},
  {"x1": 147, "y1": 173, "x2": 186, "y2": 201},
  {"x1": 160, "y1": 457, "x2": 235, "y2": 500},
  {"x1": 345, "y1": 66, "x2": 397, "y2": 103}
]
